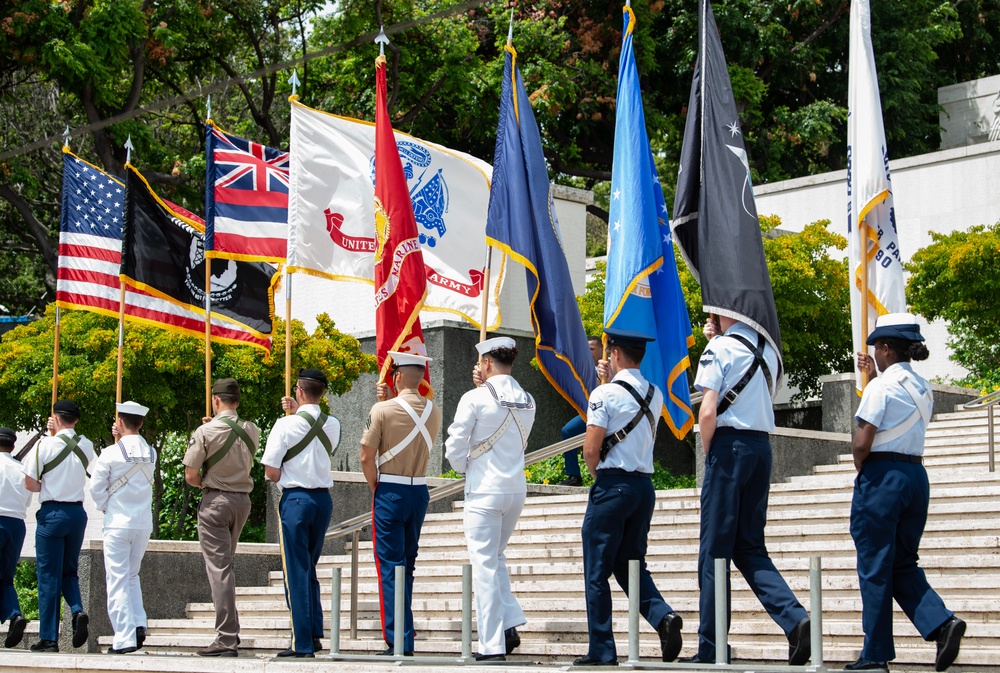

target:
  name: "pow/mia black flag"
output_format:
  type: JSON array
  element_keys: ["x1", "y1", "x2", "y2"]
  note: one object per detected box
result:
[
  {"x1": 672, "y1": 0, "x2": 782, "y2": 377},
  {"x1": 122, "y1": 165, "x2": 277, "y2": 337}
]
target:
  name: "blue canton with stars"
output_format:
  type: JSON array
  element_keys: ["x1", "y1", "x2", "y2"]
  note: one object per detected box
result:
[{"x1": 60, "y1": 152, "x2": 125, "y2": 240}]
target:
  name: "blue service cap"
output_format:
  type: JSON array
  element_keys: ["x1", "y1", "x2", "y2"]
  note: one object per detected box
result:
[
  {"x1": 866, "y1": 313, "x2": 925, "y2": 345},
  {"x1": 604, "y1": 328, "x2": 656, "y2": 350}
]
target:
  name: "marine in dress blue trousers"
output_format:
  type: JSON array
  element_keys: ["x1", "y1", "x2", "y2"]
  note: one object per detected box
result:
[
  {"x1": 278, "y1": 487, "x2": 333, "y2": 652},
  {"x1": 371, "y1": 481, "x2": 429, "y2": 652},
  {"x1": 35, "y1": 502, "x2": 87, "y2": 641}
]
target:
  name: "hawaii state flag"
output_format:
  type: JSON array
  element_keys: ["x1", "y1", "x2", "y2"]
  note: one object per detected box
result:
[
  {"x1": 848, "y1": 0, "x2": 906, "y2": 391},
  {"x1": 604, "y1": 6, "x2": 694, "y2": 438},
  {"x1": 373, "y1": 54, "x2": 431, "y2": 394},
  {"x1": 205, "y1": 122, "x2": 289, "y2": 263}
]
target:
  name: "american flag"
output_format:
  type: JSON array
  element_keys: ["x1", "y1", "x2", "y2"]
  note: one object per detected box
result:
[
  {"x1": 205, "y1": 123, "x2": 288, "y2": 262},
  {"x1": 56, "y1": 149, "x2": 271, "y2": 350}
]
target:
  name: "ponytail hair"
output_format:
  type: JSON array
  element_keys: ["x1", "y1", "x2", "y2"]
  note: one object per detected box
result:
[{"x1": 882, "y1": 337, "x2": 930, "y2": 362}]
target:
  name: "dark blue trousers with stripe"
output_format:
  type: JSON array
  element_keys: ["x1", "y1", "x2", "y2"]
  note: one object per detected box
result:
[
  {"x1": 581, "y1": 470, "x2": 672, "y2": 662},
  {"x1": 851, "y1": 459, "x2": 952, "y2": 662},
  {"x1": 278, "y1": 487, "x2": 332, "y2": 654},
  {"x1": 372, "y1": 482, "x2": 429, "y2": 652},
  {"x1": 697, "y1": 429, "x2": 807, "y2": 661},
  {"x1": 35, "y1": 502, "x2": 87, "y2": 641},
  {"x1": 0, "y1": 515, "x2": 26, "y2": 623}
]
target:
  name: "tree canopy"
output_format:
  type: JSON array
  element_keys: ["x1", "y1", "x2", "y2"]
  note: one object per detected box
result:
[
  {"x1": 1, "y1": 0, "x2": 998, "y2": 314},
  {"x1": 907, "y1": 222, "x2": 1000, "y2": 391}
]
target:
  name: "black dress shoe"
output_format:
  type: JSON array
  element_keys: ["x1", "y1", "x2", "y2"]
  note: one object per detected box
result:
[
  {"x1": 844, "y1": 658, "x2": 889, "y2": 671},
  {"x1": 656, "y1": 612, "x2": 683, "y2": 662},
  {"x1": 4, "y1": 614, "x2": 27, "y2": 648},
  {"x1": 573, "y1": 655, "x2": 618, "y2": 666},
  {"x1": 934, "y1": 616, "x2": 965, "y2": 671},
  {"x1": 107, "y1": 645, "x2": 138, "y2": 654},
  {"x1": 71, "y1": 611, "x2": 89, "y2": 648},
  {"x1": 788, "y1": 616, "x2": 811, "y2": 665},
  {"x1": 504, "y1": 627, "x2": 520, "y2": 655},
  {"x1": 560, "y1": 475, "x2": 584, "y2": 487},
  {"x1": 378, "y1": 646, "x2": 414, "y2": 656},
  {"x1": 275, "y1": 647, "x2": 314, "y2": 658},
  {"x1": 476, "y1": 653, "x2": 506, "y2": 661},
  {"x1": 680, "y1": 649, "x2": 731, "y2": 665},
  {"x1": 136, "y1": 626, "x2": 145, "y2": 649},
  {"x1": 29, "y1": 639, "x2": 59, "y2": 653},
  {"x1": 313, "y1": 637, "x2": 323, "y2": 652}
]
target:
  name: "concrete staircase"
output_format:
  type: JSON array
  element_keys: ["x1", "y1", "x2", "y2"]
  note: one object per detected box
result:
[{"x1": 120, "y1": 407, "x2": 1000, "y2": 667}]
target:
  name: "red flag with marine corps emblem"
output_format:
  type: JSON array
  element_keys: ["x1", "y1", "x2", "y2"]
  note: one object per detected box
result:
[{"x1": 373, "y1": 54, "x2": 431, "y2": 395}]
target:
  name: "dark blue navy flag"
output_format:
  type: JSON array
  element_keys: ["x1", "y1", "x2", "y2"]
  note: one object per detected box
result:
[
  {"x1": 672, "y1": 0, "x2": 782, "y2": 377},
  {"x1": 604, "y1": 6, "x2": 694, "y2": 438},
  {"x1": 485, "y1": 44, "x2": 598, "y2": 418}
]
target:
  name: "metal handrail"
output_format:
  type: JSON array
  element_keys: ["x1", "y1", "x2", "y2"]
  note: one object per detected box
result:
[
  {"x1": 325, "y1": 388, "x2": 704, "y2": 638},
  {"x1": 963, "y1": 390, "x2": 1000, "y2": 472}
]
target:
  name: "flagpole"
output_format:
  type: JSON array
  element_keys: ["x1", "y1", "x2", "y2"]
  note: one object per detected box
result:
[
  {"x1": 284, "y1": 271, "x2": 292, "y2": 415},
  {"x1": 51, "y1": 306, "x2": 61, "y2": 414},
  {"x1": 859, "y1": 222, "x2": 871, "y2": 389},
  {"x1": 205, "y1": 262, "x2": 212, "y2": 419},
  {"x1": 479, "y1": 248, "x2": 492, "y2": 343},
  {"x1": 116, "y1": 282, "x2": 125, "y2": 404}
]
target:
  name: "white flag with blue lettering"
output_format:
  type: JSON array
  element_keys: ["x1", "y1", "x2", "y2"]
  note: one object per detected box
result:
[{"x1": 847, "y1": 0, "x2": 907, "y2": 391}]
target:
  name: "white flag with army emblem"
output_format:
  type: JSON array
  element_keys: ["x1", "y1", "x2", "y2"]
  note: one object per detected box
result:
[
  {"x1": 287, "y1": 99, "x2": 504, "y2": 330},
  {"x1": 847, "y1": 0, "x2": 907, "y2": 392}
]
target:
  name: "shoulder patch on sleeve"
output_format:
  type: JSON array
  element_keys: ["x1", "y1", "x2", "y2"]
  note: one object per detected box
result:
[
  {"x1": 699, "y1": 349, "x2": 716, "y2": 366},
  {"x1": 589, "y1": 400, "x2": 603, "y2": 411},
  {"x1": 364, "y1": 414, "x2": 372, "y2": 430}
]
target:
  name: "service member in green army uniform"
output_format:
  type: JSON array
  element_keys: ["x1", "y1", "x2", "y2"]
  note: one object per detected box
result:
[{"x1": 184, "y1": 378, "x2": 260, "y2": 658}]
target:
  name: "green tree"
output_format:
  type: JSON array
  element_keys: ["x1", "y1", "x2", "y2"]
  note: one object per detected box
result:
[
  {"x1": 2, "y1": 0, "x2": 998, "y2": 314},
  {"x1": 577, "y1": 216, "x2": 850, "y2": 400},
  {"x1": 906, "y1": 222, "x2": 1000, "y2": 390},
  {"x1": 0, "y1": 307, "x2": 376, "y2": 539}
]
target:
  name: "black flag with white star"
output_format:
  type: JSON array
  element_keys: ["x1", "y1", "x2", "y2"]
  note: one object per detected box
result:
[
  {"x1": 672, "y1": 0, "x2": 782, "y2": 377},
  {"x1": 122, "y1": 165, "x2": 277, "y2": 337}
]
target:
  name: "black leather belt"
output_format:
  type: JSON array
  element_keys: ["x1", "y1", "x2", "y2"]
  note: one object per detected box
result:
[
  {"x1": 866, "y1": 452, "x2": 922, "y2": 464},
  {"x1": 43, "y1": 501, "x2": 83, "y2": 506}
]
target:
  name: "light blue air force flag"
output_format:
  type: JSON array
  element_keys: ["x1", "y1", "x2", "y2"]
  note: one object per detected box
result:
[
  {"x1": 604, "y1": 6, "x2": 694, "y2": 439},
  {"x1": 485, "y1": 44, "x2": 598, "y2": 419}
]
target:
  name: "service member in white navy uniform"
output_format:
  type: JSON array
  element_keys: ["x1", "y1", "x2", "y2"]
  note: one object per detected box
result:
[
  {"x1": 0, "y1": 426, "x2": 32, "y2": 648},
  {"x1": 22, "y1": 399, "x2": 94, "y2": 652},
  {"x1": 262, "y1": 368, "x2": 340, "y2": 658},
  {"x1": 690, "y1": 315, "x2": 809, "y2": 666},
  {"x1": 575, "y1": 328, "x2": 683, "y2": 666},
  {"x1": 847, "y1": 314, "x2": 965, "y2": 672},
  {"x1": 361, "y1": 351, "x2": 443, "y2": 656},
  {"x1": 445, "y1": 337, "x2": 536, "y2": 661},
  {"x1": 88, "y1": 401, "x2": 155, "y2": 654}
]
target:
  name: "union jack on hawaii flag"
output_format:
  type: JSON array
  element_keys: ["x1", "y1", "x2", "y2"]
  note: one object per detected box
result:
[
  {"x1": 55, "y1": 148, "x2": 272, "y2": 350},
  {"x1": 205, "y1": 122, "x2": 289, "y2": 263}
]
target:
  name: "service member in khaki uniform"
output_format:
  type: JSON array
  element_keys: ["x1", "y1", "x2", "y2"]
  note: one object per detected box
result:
[
  {"x1": 361, "y1": 351, "x2": 443, "y2": 655},
  {"x1": 183, "y1": 378, "x2": 260, "y2": 658}
]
